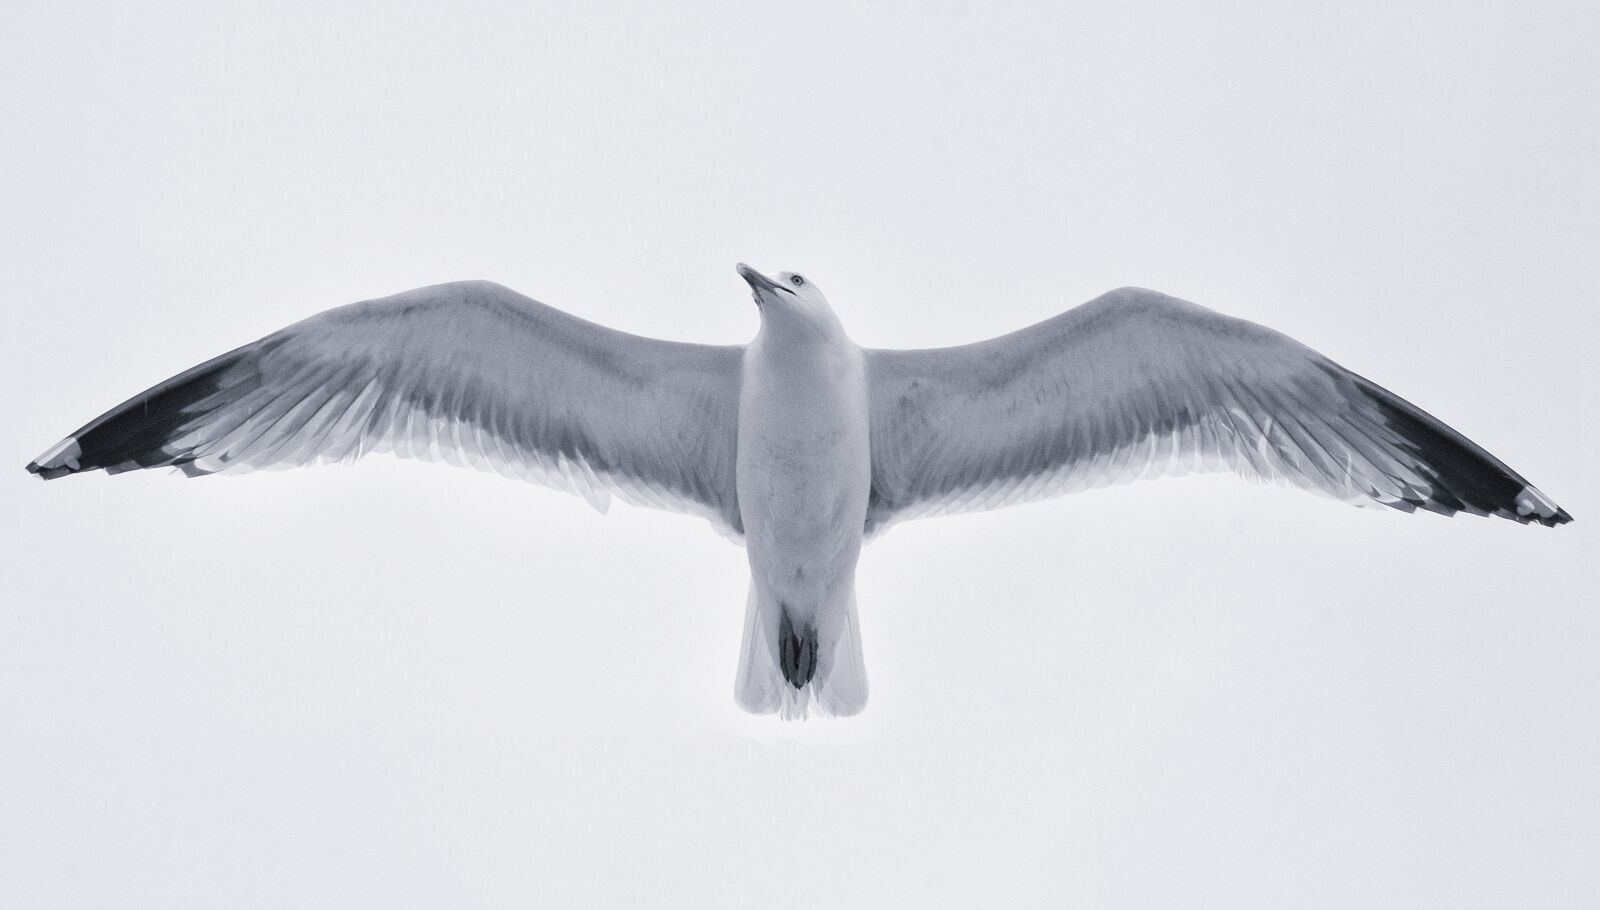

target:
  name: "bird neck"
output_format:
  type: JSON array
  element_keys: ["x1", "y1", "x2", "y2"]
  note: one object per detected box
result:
[{"x1": 759, "y1": 301, "x2": 848, "y2": 347}]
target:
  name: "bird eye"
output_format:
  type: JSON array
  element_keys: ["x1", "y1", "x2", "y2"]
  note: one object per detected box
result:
[{"x1": 790, "y1": 275, "x2": 805, "y2": 287}]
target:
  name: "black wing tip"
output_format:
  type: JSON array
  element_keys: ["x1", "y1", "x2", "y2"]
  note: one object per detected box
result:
[
  {"x1": 1512, "y1": 507, "x2": 1571, "y2": 528},
  {"x1": 1539, "y1": 505, "x2": 1574, "y2": 527},
  {"x1": 1346, "y1": 373, "x2": 1572, "y2": 529},
  {"x1": 26, "y1": 437, "x2": 85, "y2": 480},
  {"x1": 1494, "y1": 501, "x2": 1573, "y2": 527},
  {"x1": 26, "y1": 345, "x2": 259, "y2": 483},
  {"x1": 1391, "y1": 494, "x2": 1571, "y2": 526},
  {"x1": 25, "y1": 458, "x2": 74, "y2": 480}
]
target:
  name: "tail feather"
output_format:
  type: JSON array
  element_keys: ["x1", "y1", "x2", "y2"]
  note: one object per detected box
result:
[
  {"x1": 734, "y1": 585, "x2": 784, "y2": 715},
  {"x1": 817, "y1": 601, "x2": 868, "y2": 717},
  {"x1": 734, "y1": 584, "x2": 868, "y2": 720}
]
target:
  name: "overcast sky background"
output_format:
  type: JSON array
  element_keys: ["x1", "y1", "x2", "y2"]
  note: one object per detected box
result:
[{"x1": 2, "y1": 2, "x2": 1596, "y2": 907}]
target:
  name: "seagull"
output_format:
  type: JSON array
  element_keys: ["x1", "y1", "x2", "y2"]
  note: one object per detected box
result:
[{"x1": 26, "y1": 266, "x2": 1572, "y2": 718}]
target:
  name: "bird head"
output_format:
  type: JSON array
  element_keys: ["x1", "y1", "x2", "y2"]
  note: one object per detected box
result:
[{"x1": 736, "y1": 262, "x2": 831, "y2": 316}]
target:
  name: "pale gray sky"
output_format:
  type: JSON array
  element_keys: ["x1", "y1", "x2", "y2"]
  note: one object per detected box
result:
[{"x1": 3, "y1": 1, "x2": 1596, "y2": 907}]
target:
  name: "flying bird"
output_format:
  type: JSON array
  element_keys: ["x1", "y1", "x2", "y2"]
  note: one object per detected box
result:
[{"x1": 26, "y1": 266, "x2": 1572, "y2": 717}]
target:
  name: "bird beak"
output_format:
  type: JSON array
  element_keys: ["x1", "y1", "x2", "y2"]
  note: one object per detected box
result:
[{"x1": 737, "y1": 263, "x2": 790, "y2": 303}]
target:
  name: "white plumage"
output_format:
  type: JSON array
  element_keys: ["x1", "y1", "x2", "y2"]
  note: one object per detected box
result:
[{"x1": 27, "y1": 269, "x2": 1572, "y2": 718}]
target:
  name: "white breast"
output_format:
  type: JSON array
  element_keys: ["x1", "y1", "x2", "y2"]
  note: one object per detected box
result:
[{"x1": 735, "y1": 324, "x2": 872, "y2": 607}]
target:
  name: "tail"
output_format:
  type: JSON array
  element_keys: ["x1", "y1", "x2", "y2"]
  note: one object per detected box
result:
[{"x1": 735, "y1": 584, "x2": 868, "y2": 720}]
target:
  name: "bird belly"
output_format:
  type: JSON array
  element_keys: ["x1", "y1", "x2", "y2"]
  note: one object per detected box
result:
[{"x1": 736, "y1": 353, "x2": 871, "y2": 622}]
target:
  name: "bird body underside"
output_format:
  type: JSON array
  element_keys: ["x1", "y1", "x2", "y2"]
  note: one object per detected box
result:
[
  {"x1": 24, "y1": 276, "x2": 1572, "y2": 719},
  {"x1": 733, "y1": 313, "x2": 872, "y2": 717}
]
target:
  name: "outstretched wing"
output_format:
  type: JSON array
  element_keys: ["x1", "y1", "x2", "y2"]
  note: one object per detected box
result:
[
  {"x1": 865, "y1": 286, "x2": 1569, "y2": 536},
  {"x1": 27, "y1": 280, "x2": 746, "y2": 537}
]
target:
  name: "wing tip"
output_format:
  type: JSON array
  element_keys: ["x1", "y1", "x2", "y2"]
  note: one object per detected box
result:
[
  {"x1": 1344, "y1": 372, "x2": 1572, "y2": 529},
  {"x1": 1518, "y1": 486, "x2": 1572, "y2": 527},
  {"x1": 25, "y1": 344, "x2": 260, "y2": 483},
  {"x1": 25, "y1": 437, "x2": 83, "y2": 480}
]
